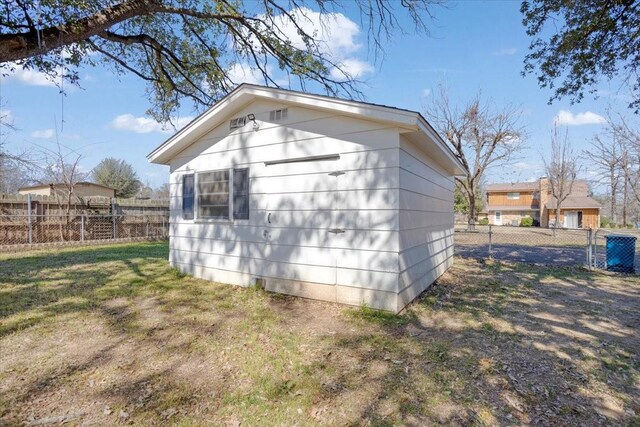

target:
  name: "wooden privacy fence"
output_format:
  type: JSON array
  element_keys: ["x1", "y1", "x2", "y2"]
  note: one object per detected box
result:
[{"x1": 0, "y1": 194, "x2": 169, "y2": 250}]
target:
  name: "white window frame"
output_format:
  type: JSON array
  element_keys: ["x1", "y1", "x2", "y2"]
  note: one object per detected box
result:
[
  {"x1": 191, "y1": 168, "x2": 250, "y2": 223},
  {"x1": 507, "y1": 192, "x2": 520, "y2": 200}
]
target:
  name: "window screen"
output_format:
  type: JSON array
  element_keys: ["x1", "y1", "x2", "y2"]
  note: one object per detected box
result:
[
  {"x1": 197, "y1": 170, "x2": 229, "y2": 219},
  {"x1": 182, "y1": 174, "x2": 194, "y2": 219},
  {"x1": 507, "y1": 192, "x2": 520, "y2": 200},
  {"x1": 233, "y1": 168, "x2": 250, "y2": 220}
]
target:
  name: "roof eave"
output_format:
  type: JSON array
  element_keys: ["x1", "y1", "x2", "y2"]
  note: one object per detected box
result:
[{"x1": 147, "y1": 84, "x2": 466, "y2": 176}]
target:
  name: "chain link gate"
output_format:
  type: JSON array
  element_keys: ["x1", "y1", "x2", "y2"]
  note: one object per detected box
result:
[{"x1": 589, "y1": 229, "x2": 639, "y2": 273}]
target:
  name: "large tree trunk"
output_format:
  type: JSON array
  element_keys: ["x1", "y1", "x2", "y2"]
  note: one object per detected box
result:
[
  {"x1": 0, "y1": 0, "x2": 160, "y2": 63},
  {"x1": 468, "y1": 194, "x2": 476, "y2": 230}
]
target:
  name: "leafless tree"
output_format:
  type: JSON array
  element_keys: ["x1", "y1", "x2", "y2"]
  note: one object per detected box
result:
[
  {"x1": 582, "y1": 134, "x2": 623, "y2": 224},
  {"x1": 543, "y1": 127, "x2": 580, "y2": 233},
  {"x1": 0, "y1": 103, "x2": 34, "y2": 193},
  {"x1": 36, "y1": 139, "x2": 89, "y2": 240},
  {"x1": 606, "y1": 113, "x2": 640, "y2": 223},
  {"x1": 426, "y1": 87, "x2": 525, "y2": 227}
]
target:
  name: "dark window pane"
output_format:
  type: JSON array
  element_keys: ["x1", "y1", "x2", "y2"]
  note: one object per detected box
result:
[
  {"x1": 198, "y1": 205, "x2": 229, "y2": 219},
  {"x1": 233, "y1": 168, "x2": 250, "y2": 220},
  {"x1": 197, "y1": 169, "x2": 229, "y2": 219},
  {"x1": 183, "y1": 174, "x2": 194, "y2": 220}
]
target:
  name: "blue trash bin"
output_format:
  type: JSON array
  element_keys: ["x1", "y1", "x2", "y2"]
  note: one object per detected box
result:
[{"x1": 606, "y1": 235, "x2": 637, "y2": 273}]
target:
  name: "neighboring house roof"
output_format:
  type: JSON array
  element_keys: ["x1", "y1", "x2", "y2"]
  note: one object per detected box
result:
[
  {"x1": 147, "y1": 83, "x2": 465, "y2": 175},
  {"x1": 18, "y1": 182, "x2": 115, "y2": 192},
  {"x1": 486, "y1": 182, "x2": 539, "y2": 192},
  {"x1": 485, "y1": 205, "x2": 539, "y2": 212},
  {"x1": 545, "y1": 196, "x2": 601, "y2": 209}
]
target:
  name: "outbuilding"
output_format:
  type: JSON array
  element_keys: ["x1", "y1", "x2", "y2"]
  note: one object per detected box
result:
[{"x1": 148, "y1": 84, "x2": 464, "y2": 312}]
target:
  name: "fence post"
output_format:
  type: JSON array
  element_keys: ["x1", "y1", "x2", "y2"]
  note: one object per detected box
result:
[
  {"x1": 27, "y1": 193, "x2": 33, "y2": 244},
  {"x1": 81, "y1": 215, "x2": 85, "y2": 242},
  {"x1": 146, "y1": 218, "x2": 149, "y2": 238},
  {"x1": 586, "y1": 228, "x2": 592, "y2": 270},
  {"x1": 488, "y1": 224, "x2": 493, "y2": 258},
  {"x1": 111, "y1": 198, "x2": 116, "y2": 239}
]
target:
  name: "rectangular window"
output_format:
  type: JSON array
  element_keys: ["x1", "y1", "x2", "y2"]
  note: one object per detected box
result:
[
  {"x1": 182, "y1": 174, "x2": 194, "y2": 220},
  {"x1": 230, "y1": 116, "x2": 246, "y2": 130},
  {"x1": 507, "y1": 192, "x2": 520, "y2": 200},
  {"x1": 197, "y1": 170, "x2": 229, "y2": 219},
  {"x1": 233, "y1": 168, "x2": 250, "y2": 220},
  {"x1": 269, "y1": 108, "x2": 288, "y2": 121}
]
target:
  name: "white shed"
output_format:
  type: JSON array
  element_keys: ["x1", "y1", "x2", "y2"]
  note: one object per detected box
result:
[{"x1": 148, "y1": 84, "x2": 464, "y2": 312}]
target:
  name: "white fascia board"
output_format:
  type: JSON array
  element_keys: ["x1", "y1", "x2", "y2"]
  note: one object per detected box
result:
[
  {"x1": 415, "y1": 117, "x2": 466, "y2": 176},
  {"x1": 249, "y1": 85, "x2": 418, "y2": 127},
  {"x1": 147, "y1": 88, "x2": 253, "y2": 164},
  {"x1": 147, "y1": 84, "x2": 421, "y2": 165}
]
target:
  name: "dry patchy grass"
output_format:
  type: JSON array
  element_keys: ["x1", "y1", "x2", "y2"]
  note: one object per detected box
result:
[{"x1": 1, "y1": 242, "x2": 639, "y2": 426}]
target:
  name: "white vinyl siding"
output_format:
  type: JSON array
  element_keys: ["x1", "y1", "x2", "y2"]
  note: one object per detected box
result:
[
  {"x1": 167, "y1": 99, "x2": 456, "y2": 312},
  {"x1": 397, "y1": 136, "x2": 455, "y2": 311}
]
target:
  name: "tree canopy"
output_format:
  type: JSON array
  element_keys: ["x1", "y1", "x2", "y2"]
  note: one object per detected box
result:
[
  {"x1": 92, "y1": 157, "x2": 141, "y2": 198},
  {"x1": 0, "y1": 0, "x2": 437, "y2": 122},
  {"x1": 521, "y1": 0, "x2": 640, "y2": 112}
]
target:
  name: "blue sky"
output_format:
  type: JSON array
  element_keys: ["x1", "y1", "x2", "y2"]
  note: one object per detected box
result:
[{"x1": 0, "y1": 1, "x2": 632, "y2": 192}]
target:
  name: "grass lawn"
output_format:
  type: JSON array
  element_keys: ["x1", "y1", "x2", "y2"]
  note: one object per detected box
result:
[{"x1": 1, "y1": 242, "x2": 639, "y2": 426}]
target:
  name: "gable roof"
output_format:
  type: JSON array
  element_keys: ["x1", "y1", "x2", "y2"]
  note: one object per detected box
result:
[
  {"x1": 147, "y1": 84, "x2": 465, "y2": 175},
  {"x1": 486, "y1": 182, "x2": 539, "y2": 192}
]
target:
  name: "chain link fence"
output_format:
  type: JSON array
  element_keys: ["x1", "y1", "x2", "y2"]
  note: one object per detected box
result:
[
  {"x1": 455, "y1": 224, "x2": 639, "y2": 274},
  {"x1": 0, "y1": 213, "x2": 169, "y2": 250},
  {"x1": 591, "y1": 228, "x2": 640, "y2": 273}
]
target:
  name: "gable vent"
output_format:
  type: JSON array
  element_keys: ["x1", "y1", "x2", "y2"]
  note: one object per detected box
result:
[
  {"x1": 269, "y1": 108, "x2": 288, "y2": 122},
  {"x1": 230, "y1": 116, "x2": 247, "y2": 130}
]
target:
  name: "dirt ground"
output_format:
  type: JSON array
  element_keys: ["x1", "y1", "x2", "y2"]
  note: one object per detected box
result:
[{"x1": 1, "y1": 242, "x2": 639, "y2": 426}]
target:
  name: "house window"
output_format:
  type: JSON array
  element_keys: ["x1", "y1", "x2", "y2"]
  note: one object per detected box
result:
[
  {"x1": 186, "y1": 168, "x2": 251, "y2": 221},
  {"x1": 507, "y1": 192, "x2": 520, "y2": 200},
  {"x1": 229, "y1": 116, "x2": 247, "y2": 130},
  {"x1": 269, "y1": 108, "x2": 288, "y2": 121},
  {"x1": 233, "y1": 168, "x2": 250, "y2": 220},
  {"x1": 197, "y1": 170, "x2": 230, "y2": 219},
  {"x1": 182, "y1": 174, "x2": 194, "y2": 220},
  {"x1": 532, "y1": 192, "x2": 540, "y2": 200}
]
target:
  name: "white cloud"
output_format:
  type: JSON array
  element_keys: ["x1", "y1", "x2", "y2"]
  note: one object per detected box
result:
[
  {"x1": 30, "y1": 128, "x2": 56, "y2": 139},
  {"x1": 0, "y1": 109, "x2": 13, "y2": 126},
  {"x1": 554, "y1": 110, "x2": 606, "y2": 126},
  {"x1": 111, "y1": 114, "x2": 194, "y2": 134},
  {"x1": 268, "y1": 7, "x2": 361, "y2": 58},
  {"x1": 329, "y1": 58, "x2": 374, "y2": 81},
  {"x1": 255, "y1": 7, "x2": 372, "y2": 81},
  {"x1": 227, "y1": 63, "x2": 267, "y2": 85},
  {"x1": 4, "y1": 64, "x2": 60, "y2": 87},
  {"x1": 493, "y1": 47, "x2": 518, "y2": 56}
]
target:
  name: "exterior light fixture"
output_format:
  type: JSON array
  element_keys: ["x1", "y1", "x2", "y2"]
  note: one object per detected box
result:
[{"x1": 247, "y1": 113, "x2": 259, "y2": 130}]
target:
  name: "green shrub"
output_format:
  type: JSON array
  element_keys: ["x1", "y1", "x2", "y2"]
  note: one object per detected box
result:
[
  {"x1": 479, "y1": 218, "x2": 489, "y2": 225},
  {"x1": 520, "y1": 216, "x2": 533, "y2": 227},
  {"x1": 600, "y1": 217, "x2": 610, "y2": 228}
]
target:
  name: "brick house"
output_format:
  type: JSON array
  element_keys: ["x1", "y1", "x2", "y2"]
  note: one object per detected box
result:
[{"x1": 483, "y1": 177, "x2": 601, "y2": 229}]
